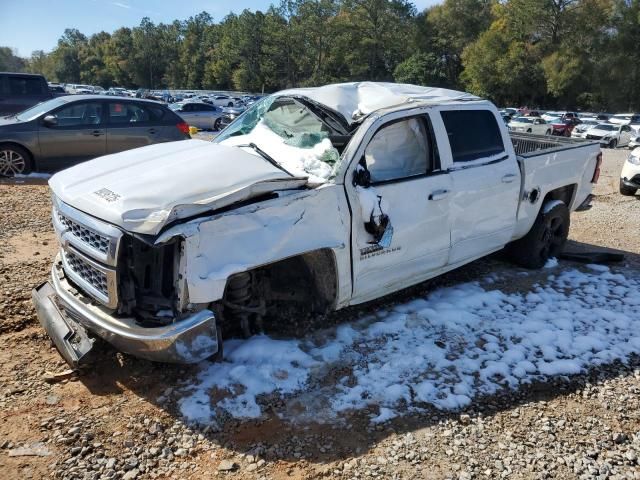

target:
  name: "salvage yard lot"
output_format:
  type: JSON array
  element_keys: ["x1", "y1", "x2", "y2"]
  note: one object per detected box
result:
[{"x1": 1, "y1": 149, "x2": 640, "y2": 480}]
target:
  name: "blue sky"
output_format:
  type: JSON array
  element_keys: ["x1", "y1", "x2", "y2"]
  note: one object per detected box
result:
[{"x1": 0, "y1": 0, "x2": 440, "y2": 57}]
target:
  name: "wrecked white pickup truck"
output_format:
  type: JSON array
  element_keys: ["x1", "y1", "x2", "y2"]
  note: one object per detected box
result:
[{"x1": 32, "y1": 82, "x2": 602, "y2": 367}]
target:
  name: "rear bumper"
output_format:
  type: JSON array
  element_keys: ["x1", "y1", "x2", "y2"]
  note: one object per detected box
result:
[{"x1": 32, "y1": 259, "x2": 219, "y2": 366}]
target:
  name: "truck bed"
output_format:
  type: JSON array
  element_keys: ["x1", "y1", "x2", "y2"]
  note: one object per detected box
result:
[{"x1": 510, "y1": 133, "x2": 595, "y2": 157}]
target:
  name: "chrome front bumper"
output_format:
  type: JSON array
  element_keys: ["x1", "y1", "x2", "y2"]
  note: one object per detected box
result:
[{"x1": 32, "y1": 258, "x2": 219, "y2": 366}]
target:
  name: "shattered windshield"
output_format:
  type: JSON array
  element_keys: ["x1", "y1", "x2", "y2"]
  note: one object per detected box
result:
[{"x1": 215, "y1": 96, "x2": 341, "y2": 184}]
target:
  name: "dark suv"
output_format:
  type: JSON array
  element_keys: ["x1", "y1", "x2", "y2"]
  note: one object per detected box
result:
[{"x1": 0, "y1": 73, "x2": 52, "y2": 116}]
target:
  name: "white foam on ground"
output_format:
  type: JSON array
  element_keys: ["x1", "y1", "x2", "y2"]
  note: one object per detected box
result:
[{"x1": 177, "y1": 266, "x2": 640, "y2": 424}]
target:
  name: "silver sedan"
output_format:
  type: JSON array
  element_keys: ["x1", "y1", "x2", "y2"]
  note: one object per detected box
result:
[{"x1": 170, "y1": 102, "x2": 223, "y2": 130}]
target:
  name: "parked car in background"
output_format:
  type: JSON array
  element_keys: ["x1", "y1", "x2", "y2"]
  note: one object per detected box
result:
[
  {"x1": 609, "y1": 113, "x2": 640, "y2": 125},
  {"x1": 584, "y1": 123, "x2": 633, "y2": 148},
  {"x1": 547, "y1": 117, "x2": 581, "y2": 136},
  {"x1": 0, "y1": 72, "x2": 52, "y2": 116},
  {"x1": 48, "y1": 85, "x2": 67, "y2": 97},
  {"x1": 620, "y1": 147, "x2": 640, "y2": 195},
  {"x1": 0, "y1": 95, "x2": 189, "y2": 176},
  {"x1": 571, "y1": 118, "x2": 599, "y2": 137},
  {"x1": 170, "y1": 102, "x2": 223, "y2": 130},
  {"x1": 508, "y1": 116, "x2": 552, "y2": 135},
  {"x1": 107, "y1": 87, "x2": 127, "y2": 96},
  {"x1": 628, "y1": 134, "x2": 640, "y2": 149},
  {"x1": 210, "y1": 94, "x2": 237, "y2": 107},
  {"x1": 218, "y1": 105, "x2": 246, "y2": 130}
]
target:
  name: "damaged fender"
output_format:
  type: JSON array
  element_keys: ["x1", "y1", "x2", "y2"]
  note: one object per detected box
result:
[{"x1": 156, "y1": 186, "x2": 350, "y2": 304}]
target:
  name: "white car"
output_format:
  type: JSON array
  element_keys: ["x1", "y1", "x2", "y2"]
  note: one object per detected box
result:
[
  {"x1": 209, "y1": 94, "x2": 238, "y2": 107},
  {"x1": 609, "y1": 113, "x2": 640, "y2": 125},
  {"x1": 583, "y1": 123, "x2": 634, "y2": 148},
  {"x1": 629, "y1": 134, "x2": 640, "y2": 149},
  {"x1": 571, "y1": 119, "x2": 599, "y2": 138},
  {"x1": 33, "y1": 82, "x2": 601, "y2": 367},
  {"x1": 620, "y1": 147, "x2": 640, "y2": 195},
  {"x1": 508, "y1": 116, "x2": 552, "y2": 135}
]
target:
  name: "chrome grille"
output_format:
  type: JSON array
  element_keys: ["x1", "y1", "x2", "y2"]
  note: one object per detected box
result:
[
  {"x1": 64, "y1": 250, "x2": 109, "y2": 297},
  {"x1": 52, "y1": 198, "x2": 122, "y2": 267},
  {"x1": 57, "y1": 211, "x2": 110, "y2": 255}
]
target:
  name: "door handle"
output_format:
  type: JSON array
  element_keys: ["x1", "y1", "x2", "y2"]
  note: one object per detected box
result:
[
  {"x1": 428, "y1": 189, "x2": 449, "y2": 201},
  {"x1": 502, "y1": 174, "x2": 518, "y2": 183},
  {"x1": 89, "y1": 130, "x2": 103, "y2": 137}
]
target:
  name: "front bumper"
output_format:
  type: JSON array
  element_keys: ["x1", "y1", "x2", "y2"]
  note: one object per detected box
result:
[{"x1": 32, "y1": 258, "x2": 219, "y2": 367}]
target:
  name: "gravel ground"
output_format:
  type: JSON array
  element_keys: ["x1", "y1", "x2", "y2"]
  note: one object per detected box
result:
[{"x1": 1, "y1": 148, "x2": 639, "y2": 480}]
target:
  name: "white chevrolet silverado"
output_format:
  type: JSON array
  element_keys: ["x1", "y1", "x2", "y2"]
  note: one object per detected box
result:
[{"x1": 32, "y1": 82, "x2": 602, "y2": 367}]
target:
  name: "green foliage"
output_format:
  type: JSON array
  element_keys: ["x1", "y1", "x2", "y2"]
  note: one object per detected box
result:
[{"x1": 9, "y1": 0, "x2": 640, "y2": 110}]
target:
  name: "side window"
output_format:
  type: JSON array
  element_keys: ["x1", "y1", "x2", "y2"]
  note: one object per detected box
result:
[
  {"x1": 109, "y1": 103, "x2": 151, "y2": 124},
  {"x1": 364, "y1": 117, "x2": 431, "y2": 183},
  {"x1": 52, "y1": 102, "x2": 103, "y2": 127},
  {"x1": 202, "y1": 104, "x2": 215, "y2": 111},
  {"x1": 440, "y1": 110, "x2": 505, "y2": 163},
  {"x1": 181, "y1": 104, "x2": 193, "y2": 112},
  {"x1": 8, "y1": 76, "x2": 46, "y2": 95}
]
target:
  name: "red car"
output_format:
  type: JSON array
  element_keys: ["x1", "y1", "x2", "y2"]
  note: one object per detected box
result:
[{"x1": 549, "y1": 117, "x2": 581, "y2": 136}]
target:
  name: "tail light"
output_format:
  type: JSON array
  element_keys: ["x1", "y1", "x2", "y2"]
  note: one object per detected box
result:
[
  {"x1": 176, "y1": 122, "x2": 190, "y2": 135},
  {"x1": 591, "y1": 152, "x2": 602, "y2": 183}
]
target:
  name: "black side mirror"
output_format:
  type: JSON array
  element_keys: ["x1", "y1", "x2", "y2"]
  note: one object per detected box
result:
[{"x1": 42, "y1": 114, "x2": 57, "y2": 127}]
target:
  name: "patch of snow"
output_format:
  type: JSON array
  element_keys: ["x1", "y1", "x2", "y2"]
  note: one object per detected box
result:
[
  {"x1": 544, "y1": 257, "x2": 559, "y2": 268},
  {"x1": 178, "y1": 267, "x2": 640, "y2": 424}
]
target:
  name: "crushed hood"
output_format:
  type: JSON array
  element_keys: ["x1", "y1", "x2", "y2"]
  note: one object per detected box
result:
[{"x1": 49, "y1": 139, "x2": 308, "y2": 235}]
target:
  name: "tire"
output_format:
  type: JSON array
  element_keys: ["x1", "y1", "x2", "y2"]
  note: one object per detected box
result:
[
  {"x1": 619, "y1": 178, "x2": 637, "y2": 196},
  {"x1": 0, "y1": 144, "x2": 32, "y2": 177},
  {"x1": 545, "y1": 129, "x2": 552, "y2": 135},
  {"x1": 227, "y1": 102, "x2": 233, "y2": 107},
  {"x1": 526, "y1": 128, "x2": 532, "y2": 133},
  {"x1": 214, "y1": 118, "x2": 221, "y2": 131},
  {"x1": 609, "y1": 139, "x2": 617, "y2": 149},
  {"x1": 506, "y1": 201, "x2": 570, "y2": 269}
]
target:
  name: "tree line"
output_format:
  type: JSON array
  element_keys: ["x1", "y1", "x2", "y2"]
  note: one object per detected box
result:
[{"x1": 2, "y1": 0, "x2": 640, "y2": 111}]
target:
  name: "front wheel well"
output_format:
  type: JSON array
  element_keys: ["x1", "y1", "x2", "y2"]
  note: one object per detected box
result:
[
  {"x1": 218, "y1": 249, "x2": 338, "y2": 337},
  {"x1": 0, "y1": 142, "x2": 34, "y2": 161}
]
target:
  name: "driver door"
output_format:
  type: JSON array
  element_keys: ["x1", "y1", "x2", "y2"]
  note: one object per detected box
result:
[
  {"x1": 347, "y1": 113, "x2": 452, "y2": 303},
  {"x1": 37, "y1": 100, "x2": 106, "y2": 170}
]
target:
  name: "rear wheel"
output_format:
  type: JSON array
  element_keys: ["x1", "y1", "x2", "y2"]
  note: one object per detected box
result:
[
  {"x1": 526, "y1": 128, "x2": 532, "y2": 133},
  {"x1": 214, "y1": 118, "x2": 222, "y2": 131},
  {"x1": 609, "y1": 139, "x2": 618, "y2": 149},
  {"x1": 620, "y1": 178, "x2": 637, "y2": 196},
  {"x1": 545, "y1": 129, "x2": 552, "y2": 135},
  {"x1": 506, "y1": 201, "x2": 570, "y2": 269},
  {"x1": 0, "y1": 144, "x2": 32, "y2": 177},
  {"x1": 227, "y1": 102, "x2": 233, "y2": 107}
]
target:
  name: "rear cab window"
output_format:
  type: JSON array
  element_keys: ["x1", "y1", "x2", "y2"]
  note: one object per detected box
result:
[{"x1": 440, "y1": 109, "x2": 505, "y2": 163}]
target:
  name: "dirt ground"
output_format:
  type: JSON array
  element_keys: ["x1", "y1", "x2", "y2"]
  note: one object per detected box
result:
[{"x1": 1, "y1": 148, "x2": 639, "y2": 480}]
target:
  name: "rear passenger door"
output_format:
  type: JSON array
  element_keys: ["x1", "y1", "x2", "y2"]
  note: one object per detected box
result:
[
  {"x1": 437, "y1": 108, "x2": 520, "y2": 265},
  {"x1": 106, "y1": 101, "x2": 163, "y2": 153}
]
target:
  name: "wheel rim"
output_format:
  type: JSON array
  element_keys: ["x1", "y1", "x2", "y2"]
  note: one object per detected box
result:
[
  {"x1": 0, "y1": 149, "x2": 26, "y2": 176},
  {"x1": 538, "y1": 216, "x2": 565, "y2": 261}
]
